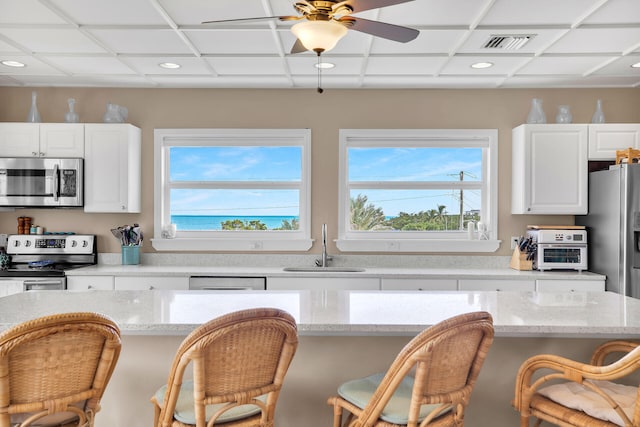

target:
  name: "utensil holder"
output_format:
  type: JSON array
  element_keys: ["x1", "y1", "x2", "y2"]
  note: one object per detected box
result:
[
  {"x1": 121, "y1": 245, "x2": 140, "y2": 265},
  {"x1": 509, "y1": 247, "x2": 532, "y2": 271}
]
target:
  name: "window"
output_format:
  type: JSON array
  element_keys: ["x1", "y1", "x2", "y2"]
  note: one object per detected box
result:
[
  {"x1": 337, "y1": 129, "x2": 499, "y2": 253},
  {"x1": 152, "y1": 129, "x2": 312, "y2": 251}
]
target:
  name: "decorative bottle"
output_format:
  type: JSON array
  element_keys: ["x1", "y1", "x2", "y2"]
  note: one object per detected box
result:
[
  {"x1": 64, "y1": 98, "x2": 79, "y2": 123},
  {"x1": 26, "y1": 91, "x2": 41, "y2": 123},
  {"x1": 526, "y1": 98, "x2": 546, "y2": 124},
  {"x1": 555, "y1": 105, "x2": 573, "y2": 123},
  {"x1": 592, "y1": 99, "x2": 605, "y2": 123}
]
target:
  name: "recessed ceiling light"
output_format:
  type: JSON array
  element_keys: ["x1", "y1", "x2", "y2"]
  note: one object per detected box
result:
[
  {"x1": 471, "y1": 62, "x2": 494, "y2": 69},
  {"x1": 631, "y1": 62, "x2": 640, "y2": 69},
  {"x1": 1, "y1": 60, "x2": 26, "y2": 68},
  {"x1": 159, "y1": 62, "x2": 181, "y2": 69},
  {"x1": 315, "y1": 62, "x2": 335, "y2": 69}
]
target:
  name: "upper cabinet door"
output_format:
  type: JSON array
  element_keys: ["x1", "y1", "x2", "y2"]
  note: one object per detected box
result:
[
  {"x1": 0, "y1": 123, "x2": 84, "y2": 157},
  {"x1": 588, "y1": 124, "x2": 640, "y2": 160},
  {"x1": 512, "y1": 124, "x2": 588, "y2": 215},
  {"x1": 84, "y1": 124, "x2": 141, "y2": 213},
  {"x1": 39, "y1": 123, "x2": 84, "y2": 157},
  {"x1": 0, "y1": 123, "x2": 40, "y2": 157}
]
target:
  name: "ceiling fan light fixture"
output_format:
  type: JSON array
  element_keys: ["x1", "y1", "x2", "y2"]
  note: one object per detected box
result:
[{"x1": 291, "y1": 20, "x2": 347, "y2": 53}]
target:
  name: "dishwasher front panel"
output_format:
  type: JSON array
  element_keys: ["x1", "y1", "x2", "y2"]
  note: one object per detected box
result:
[{"x1": 188, "y1": 276, "x2": 266, "y2": 290}]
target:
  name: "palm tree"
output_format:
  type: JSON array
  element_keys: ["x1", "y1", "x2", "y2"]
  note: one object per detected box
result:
[{"x1": 350, "y1": 194, "x2": 387, "y2": 230}]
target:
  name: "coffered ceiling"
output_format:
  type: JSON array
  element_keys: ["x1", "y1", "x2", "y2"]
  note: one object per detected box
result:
[{"x1": 0, "y1": 0, "x2": 639, "y2": 89}]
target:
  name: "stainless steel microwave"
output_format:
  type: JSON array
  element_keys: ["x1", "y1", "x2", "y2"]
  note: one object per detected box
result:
[{"x1": 0, "y1": 158, "x2": 83, "y2": 207}]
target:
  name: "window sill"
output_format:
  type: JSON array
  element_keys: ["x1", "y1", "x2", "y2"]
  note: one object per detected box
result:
[
  {"x1": 151, "y1": 238, "x2": 313, "y2": 252},
  {"x1": 335, "y1": 239, "x2": 501, "y2": 253}
]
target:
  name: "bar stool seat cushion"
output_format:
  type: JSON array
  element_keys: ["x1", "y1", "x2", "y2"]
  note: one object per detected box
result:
[
  {"x1": 338, "y1": 373, "x2": 450, "y2": 424},
  {"x1": 537, "y1": 380, "x2": 636, "y2": 426},
  {"x1": 154, "y1": 380, "x2": 266, "y2": 425}
]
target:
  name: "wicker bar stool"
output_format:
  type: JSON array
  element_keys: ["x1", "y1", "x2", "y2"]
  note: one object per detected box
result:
[
  {"x1": 513, "y1": 340, "x2": 640, "y2": 427},
  {"x1": 151, "y1": 307, "x2": 299, "y2": 427},
  {"x1": 0, "y1": 312, "x2": 122, "y2": 427},
  {"x1": 327, "y1": 311, "x2": 494, "y2": 427}
]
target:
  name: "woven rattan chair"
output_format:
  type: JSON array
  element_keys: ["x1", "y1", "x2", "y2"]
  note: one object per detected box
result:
[
  {"x1": 327, "y1": 311, "x2": 494, "y2": 427},
  {"x1": 513, "y1": 340, "x2": 640, "y2": 427},
  {"x1": 0, "y1": 312, "x2": 122, "y2": 427},
  {"x1": 151, "y1": 307, "x2": 299, "y2": 427}
]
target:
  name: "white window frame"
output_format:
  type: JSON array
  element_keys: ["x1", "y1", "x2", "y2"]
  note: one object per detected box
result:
[
  {"x1": 152, "y1": 128, "x2": 312, "y2": 252},
  {"x1": 337, "y1": 129, "x2": 500, "y2": 253}
]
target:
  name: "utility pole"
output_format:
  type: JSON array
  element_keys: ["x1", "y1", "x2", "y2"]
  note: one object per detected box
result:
[{"x1": 459, "y1": 171, "x2": 464, "y2": 230}]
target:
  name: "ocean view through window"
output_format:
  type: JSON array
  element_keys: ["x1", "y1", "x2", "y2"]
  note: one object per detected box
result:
[{"x1": 153, "y1": 129, "x2": 311, "y2": 251}]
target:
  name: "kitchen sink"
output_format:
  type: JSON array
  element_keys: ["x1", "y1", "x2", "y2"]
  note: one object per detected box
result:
[{"x1": 282, "y1": 266, "x2": 366, "y2": 272}]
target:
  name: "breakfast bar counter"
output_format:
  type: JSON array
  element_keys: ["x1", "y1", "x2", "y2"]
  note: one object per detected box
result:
[{"x1": 1, "y1": 290, "x2": 639, "y2": 427}]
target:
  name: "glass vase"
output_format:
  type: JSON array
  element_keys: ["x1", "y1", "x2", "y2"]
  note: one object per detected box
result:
[
  {"x1": 592, "y1": 99, "x2": 605, "y2": 123},
  {"x1": 555, "y1": 105, "x2": 573, "y2": 123},
  {"x1": 526, "y1": 98, "x2": 546, "y2": 124},
  {"x1": 26, "y1": 91, "x2": 41, "y2": 123},
  {"x1": 64, "y1": 98, "x2": 79, "y2": 123}
]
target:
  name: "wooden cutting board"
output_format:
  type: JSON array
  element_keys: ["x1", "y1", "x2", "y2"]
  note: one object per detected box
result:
[{"x1": 526, "y1": 225, "x2": 585, "y2": 230}]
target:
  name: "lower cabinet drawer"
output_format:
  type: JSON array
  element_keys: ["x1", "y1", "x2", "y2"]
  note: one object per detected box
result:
[
  {"x1": 381, "y1": 278, "x2": 457, "y2": 291},
  {"x1": 114, "y1": 276, "x2": 189, "y2": 290},
  {"x1": 67, "y1": 276, "x2": 114, "y2": 291},
  {"x1": 536, "y1": 279, "x2": 605, "y2": 292},
  {"x1": 458, "y1": 279, "x2": 535, "y2": 291}
]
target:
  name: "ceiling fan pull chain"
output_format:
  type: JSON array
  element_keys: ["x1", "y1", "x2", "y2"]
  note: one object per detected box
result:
[{"x1": 317, "y1": 51, "x2": 324, "y2": 94}]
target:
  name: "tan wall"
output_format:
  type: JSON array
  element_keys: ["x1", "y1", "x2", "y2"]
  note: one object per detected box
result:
[{"x1": 1, "y1": 87, "x2": 639, "y2": 256}]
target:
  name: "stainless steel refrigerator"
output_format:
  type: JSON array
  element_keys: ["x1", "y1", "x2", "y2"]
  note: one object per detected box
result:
[{"x1": 576, "y1": 163, "x2": 640, "y2": 298}]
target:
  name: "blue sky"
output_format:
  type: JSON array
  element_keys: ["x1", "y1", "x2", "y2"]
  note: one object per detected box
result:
[{"x1": 168, "y1": 146, "x2": 482, "y2": 217}]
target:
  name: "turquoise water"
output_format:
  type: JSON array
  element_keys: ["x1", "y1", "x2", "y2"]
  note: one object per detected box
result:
[{"x1": 171, "y1": 215, "x2": 298, "y2": 230}]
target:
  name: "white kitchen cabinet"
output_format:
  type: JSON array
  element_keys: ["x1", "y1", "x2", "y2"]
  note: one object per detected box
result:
[
  {"x1": 536, "y1": 279, "x2": 604, "y2": 292},
  {"x1": 512, "y1": 124, "x2": 588, "y2": 214},
  {"x1": 66, "y1": 276, "x2": 114, "y2": 291},
  {"x1": 458, "y1": 279, "x2": 535, "y2": 291},
  {"x1": 0, "y1": 123, "x2": 84, "y2": 157},
  {"x1": 588, "y1": 124, "x2": 640, "y2": 160},
  {"x1": 84, "y1": 124, "x2": 141, "y2": 213},
  {"x1": 381, "y1": 278, "x2": 457, "y2": 290},
  {"x1": 114, "y1": 276, "x2": 189, "y2": 290},
  {"x1": 267, "y1": 277, "x2": 380, "y2": 290}
]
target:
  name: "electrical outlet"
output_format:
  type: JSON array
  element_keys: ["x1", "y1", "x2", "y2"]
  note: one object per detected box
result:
[{"x1": 510, "y1": 236, "x2": 520, "y2": 250}]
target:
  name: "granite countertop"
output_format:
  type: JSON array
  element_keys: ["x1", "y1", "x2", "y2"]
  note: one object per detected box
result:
[
  {"x1": 0, "y1": 289, "x2": 636, "y2": 338},
  {"x1": 65, "y1": 264, "x2": 605, "y2": 281}
]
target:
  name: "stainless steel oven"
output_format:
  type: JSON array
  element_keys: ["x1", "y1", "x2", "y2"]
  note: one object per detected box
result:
[
  {"x1": 0, "y1": 234, "x2": 96, "y2": 295},
  {"x1": 0, "y1": 157, "x2": 83, "y2": 207}
]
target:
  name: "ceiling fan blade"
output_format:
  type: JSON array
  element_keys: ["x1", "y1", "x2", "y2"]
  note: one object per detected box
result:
[
  {"x1": 291, "y1": 39, "x2": 308, "y2": 54},
  {"x1": 339, "y1": 0, "x2": 415, "y2": 14},
  {"x1": 343, "y1": 16, "x2": 418, "y2": 43},
  {"x1": 201, "y1": 15, "x2": 296, "y2": 24}
]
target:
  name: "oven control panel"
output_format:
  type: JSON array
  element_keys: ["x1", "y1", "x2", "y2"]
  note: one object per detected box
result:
[{"x1": 7, "y1": 234, "x2": 95, "y2": 254}]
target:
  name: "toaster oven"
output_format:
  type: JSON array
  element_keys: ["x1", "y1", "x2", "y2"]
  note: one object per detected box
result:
[{"x1": 526, "y1": 229, "x2": 588, "y2": 271}]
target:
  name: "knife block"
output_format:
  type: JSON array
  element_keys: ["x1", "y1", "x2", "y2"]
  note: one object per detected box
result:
[{"x1": 509, "y1": 247, "x2": 533, "y2": 271}]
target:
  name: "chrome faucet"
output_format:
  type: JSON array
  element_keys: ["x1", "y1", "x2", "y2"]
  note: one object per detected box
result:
[{"x1": 315, "y1": 223, "x2": 332, "y2": 267}]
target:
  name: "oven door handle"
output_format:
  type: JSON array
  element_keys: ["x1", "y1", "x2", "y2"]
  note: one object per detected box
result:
[
  {"x1": 53, "y1": 164, "x2": 59, "y2": 201},
  {"x1": 23, "y1": 279, "x2": 64, "y2": 289}
]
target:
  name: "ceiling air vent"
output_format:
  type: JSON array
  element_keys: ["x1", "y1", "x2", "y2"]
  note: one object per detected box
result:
[{"x1": 483, "y1": 34, "x2": 534, "y2": 50}]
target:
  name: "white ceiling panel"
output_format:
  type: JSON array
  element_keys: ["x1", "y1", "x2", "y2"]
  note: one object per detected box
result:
[
  {"x1": 49, "y1": 0, "x2": 167, "y2": 25},
  {"x1": 546, "y1": 28, "x2": 640, "y2": 54},
  {"x1": 87, "y1": 29, "x2": 194, "y2": 54},
  {"x1": 0, "y1": 29, "x2": 107, "y2": 53},
  {"x1": 0, "y1": 0, "x2": 67, "y2": 24},
  {"x1": 205, "y1": 57, "x2": 288, "y2": 75},
  {"x1": 516, "y1": 56, "x2": 619, "y2": 75},
  {"x1": 0, "y1": 0, "x2": 638, "y2": 89}
]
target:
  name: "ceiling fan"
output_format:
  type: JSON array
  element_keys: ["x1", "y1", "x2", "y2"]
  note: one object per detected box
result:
[
  {"x1": 202, "y1": 0, "x2": 419, "y2": 55},
  {"x1": 202, "y1": 0, "x2": 419, "y2": 92}
]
